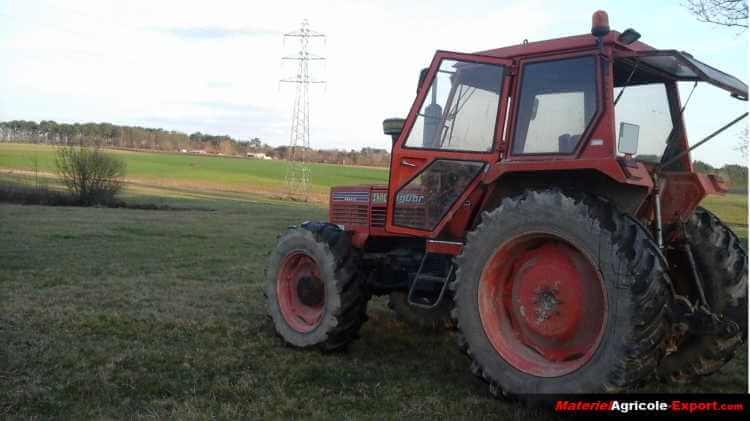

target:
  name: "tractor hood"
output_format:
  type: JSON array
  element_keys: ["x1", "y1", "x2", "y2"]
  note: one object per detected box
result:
[{"x1": 633, "y1": 50, "x2": 748, "y2": 100}]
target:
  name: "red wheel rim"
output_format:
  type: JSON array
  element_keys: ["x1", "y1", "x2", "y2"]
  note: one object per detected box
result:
[
  {"x1": 479, "y1": 234, "x2": 607, "y2": 377},
  {"x1": 277, "y1": 251, "x2": 325, "y2": 333}
]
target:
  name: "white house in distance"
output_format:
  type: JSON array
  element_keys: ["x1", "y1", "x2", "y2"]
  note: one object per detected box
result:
[{"x1": 247, "y1": 152, "x2": 272, "y2": 160}]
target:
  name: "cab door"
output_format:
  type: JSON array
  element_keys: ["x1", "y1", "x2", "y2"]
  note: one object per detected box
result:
[{"x1": 386, "y1": 51, "x2": 512, "y2": 237}]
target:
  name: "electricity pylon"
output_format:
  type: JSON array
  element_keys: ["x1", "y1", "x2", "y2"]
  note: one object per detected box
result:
[{"x1": 281, "y1": 19, "x2": 325, "y2": 200}]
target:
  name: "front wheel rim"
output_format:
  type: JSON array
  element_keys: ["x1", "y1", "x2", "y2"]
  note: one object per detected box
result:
[
  {"x1": 478, "y1": 234, "x2": 607, "y2": 377},
  {"x1": 277, "y1": 251, "x2": 325, "y2": 333}
]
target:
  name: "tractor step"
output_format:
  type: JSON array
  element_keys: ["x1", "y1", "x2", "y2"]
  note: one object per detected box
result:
[{"x1": 407, "y1": 252, "x2": 454, "y2": 310}]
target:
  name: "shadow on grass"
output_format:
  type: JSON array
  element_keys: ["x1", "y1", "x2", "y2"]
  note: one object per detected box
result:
[{"x1": 0, "y1": 181, "x2": 213, "y2": 211}]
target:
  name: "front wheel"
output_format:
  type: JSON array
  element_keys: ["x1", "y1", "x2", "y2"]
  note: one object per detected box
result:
[
  {"x1": 451, "y1": 190, "x2": 673, "y2": 398},
  {"x1": 265, "y1": 223, "x2": 369, "y2": 351}
]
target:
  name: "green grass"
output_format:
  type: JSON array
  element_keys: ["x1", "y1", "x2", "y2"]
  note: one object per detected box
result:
[
  {"x1": 0, "y1": 143, "x2": 388, "y2": 200},
  {"x1": 702, "y1": 193, "x2": 748, "y2": 242},
  {"x1": 0, "y1": 167, "x2": 747, "y2": 418},
  {"x1": 0, "y1": 196, "x2": 555, "y2": 420}
]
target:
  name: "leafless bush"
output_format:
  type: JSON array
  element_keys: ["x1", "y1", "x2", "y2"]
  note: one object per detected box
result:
[{"x1": 55, "y1": 145, "x2": 126, "y2": 205}]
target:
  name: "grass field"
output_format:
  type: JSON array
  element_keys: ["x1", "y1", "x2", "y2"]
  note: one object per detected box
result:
[
  {"x1": 0, "y1": 143, "x2": 388, "y2": 202},
  {"x1": 1, "y1": 180, "x2": 747, "y2": 419}
]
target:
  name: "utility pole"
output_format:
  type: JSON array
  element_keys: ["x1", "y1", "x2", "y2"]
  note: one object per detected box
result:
[{"x1": 280, "y1": 19, "x2": 326, "y2": 200}]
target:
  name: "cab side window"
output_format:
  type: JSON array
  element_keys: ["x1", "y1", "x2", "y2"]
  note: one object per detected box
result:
[{"x1": 512, "y1": 56, "x2": 598, "y2": 155}]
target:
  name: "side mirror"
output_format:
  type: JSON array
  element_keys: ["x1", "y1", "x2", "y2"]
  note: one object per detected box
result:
[
  {"x1": 417, "y1": 68, "x2": 429, "y2": 95},
  {"x1": 618, "y1": 122, "x2": 640, "y2": 156}
]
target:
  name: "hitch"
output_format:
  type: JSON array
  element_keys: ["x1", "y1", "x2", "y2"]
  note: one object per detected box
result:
[{"x1": 672, "y1": 295, "x2": 739, "y2": 337}]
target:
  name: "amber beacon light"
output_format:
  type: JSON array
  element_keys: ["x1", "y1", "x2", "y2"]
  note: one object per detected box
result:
[{"x1": 591, "y1": 10, "x2": 610, "y2": 37}]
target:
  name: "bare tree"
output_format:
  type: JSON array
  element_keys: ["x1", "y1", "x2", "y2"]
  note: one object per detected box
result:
[
  {"x1": 736, "y1": 128, "x2": 749, "y2": 158},
  {"x1": 55, "y1": 145, "x2": 127, "y2": 206},
  {"x1": 686, "y1": 0, "x2": 748, "y2": 29}
]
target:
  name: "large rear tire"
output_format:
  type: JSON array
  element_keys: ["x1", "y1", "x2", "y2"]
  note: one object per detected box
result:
[
  {"x1": 451, "y1": 190, "x2": 673, "y2": 398},
  {"x1": 265, "y1": 223, "x2": 369, "y2": 351},
  {"x1": 658, "y1": 207, "x2": 747, "y2": 383}
]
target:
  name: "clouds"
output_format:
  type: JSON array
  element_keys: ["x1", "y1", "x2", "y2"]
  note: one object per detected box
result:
[
  {"x1": 0, "y1": 0, "x2": 746, "y2": 166},
  {"x1": 158, "y1": 26, "x2": 280, "y2": 40}
]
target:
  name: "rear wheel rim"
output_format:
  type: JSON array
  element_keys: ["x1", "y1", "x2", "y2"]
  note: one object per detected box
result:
[
  {"x1": 479, "y1": 234, "x2": 607, "y2": 377},
  {"x1": 277, "y1": 251, "x2": 325, "y2": 333}
]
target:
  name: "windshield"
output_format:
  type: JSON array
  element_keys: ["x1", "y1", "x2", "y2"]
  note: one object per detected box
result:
[
  {"x1": 404, "y1": 59, "x2": 504, "y2": 152},
  {"x1": 614, "y1": 59, "x2": 677, "y2": 164}
]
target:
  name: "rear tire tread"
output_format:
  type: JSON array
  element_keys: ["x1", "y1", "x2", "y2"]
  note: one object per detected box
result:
[{"x1": 659, "y1": 207, "x2": 747, "y2": 383}]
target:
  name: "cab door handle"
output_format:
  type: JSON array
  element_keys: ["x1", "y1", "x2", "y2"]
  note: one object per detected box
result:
[{"x1": 400, "y1": 159, "x2": 417, "y2": 167}]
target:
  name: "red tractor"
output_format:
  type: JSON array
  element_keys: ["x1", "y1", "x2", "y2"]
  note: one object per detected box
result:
[{"x1": 266, "y1": 11, "x2": 748, "y2": 397}]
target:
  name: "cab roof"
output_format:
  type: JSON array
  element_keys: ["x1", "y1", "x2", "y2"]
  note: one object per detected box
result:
[
  {"x1": 476, "y1": 31, "x2": 653, "y2": 59},
  {"x1": 476, "y1": 31, "x2": 748, "y2": 100}
]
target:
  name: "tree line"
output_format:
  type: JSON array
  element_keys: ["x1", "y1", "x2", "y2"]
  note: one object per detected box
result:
[
  {"x1": 0, "y1": 120, "x2": 391, "y2": 167},
  {"x1": 693, "y1": 160, "x2": 748, "y2": 192}
]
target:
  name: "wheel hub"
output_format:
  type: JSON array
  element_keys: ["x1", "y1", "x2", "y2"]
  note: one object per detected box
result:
[
  {"x1": 297, "y1": 276, "x2": 324, "y2": 306},
  {"x1": 533, "y1": 286, "x2": 561, "y2": 323},
  {"x1": 512, "y1": 247, "x2": 585, "y2": 348}
]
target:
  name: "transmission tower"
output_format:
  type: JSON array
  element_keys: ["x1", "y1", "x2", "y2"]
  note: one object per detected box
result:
[{"x1": 281, "y1": 19, "x2": 326, "y2": 200}]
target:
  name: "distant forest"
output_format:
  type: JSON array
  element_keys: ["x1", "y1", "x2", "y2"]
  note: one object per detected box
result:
[{"x1": 0, "y1": 120, "x2": 391, "y2": 167}]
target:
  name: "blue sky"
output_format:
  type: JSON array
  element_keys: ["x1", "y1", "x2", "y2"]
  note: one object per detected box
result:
[{"x1": 0, "y1": 0, "x2": 746, "y2": 166}]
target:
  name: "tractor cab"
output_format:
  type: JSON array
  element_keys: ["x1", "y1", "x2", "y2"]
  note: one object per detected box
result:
[{"x1": 365, "y1": 15, "x2": 749, "y2": 243}]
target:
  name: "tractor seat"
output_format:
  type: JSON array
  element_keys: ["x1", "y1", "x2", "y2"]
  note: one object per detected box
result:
[{"x1": 558, "y1": 134, "x2": 581, "y2": 153}]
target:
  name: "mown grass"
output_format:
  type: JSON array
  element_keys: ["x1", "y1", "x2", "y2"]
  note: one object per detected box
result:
[
  {"x1": 0, "y1": 143, "x2": 388, "y2": 199},
  {"x1": 0, "y1": 183, "x2": 747, "y2": 419}
]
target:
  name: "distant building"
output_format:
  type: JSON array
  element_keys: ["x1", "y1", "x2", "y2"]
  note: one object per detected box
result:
[{"x1": 247, "y1": 152, "x2": 272, "y2": 160}]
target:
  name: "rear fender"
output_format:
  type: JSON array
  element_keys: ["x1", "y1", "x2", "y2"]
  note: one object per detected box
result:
[
  {"x1": 477, "y1": 168, "x2": 651, "y2": 220},
  {"x1": 655, "y1": 172, "x2": 728, "y2": 224}
]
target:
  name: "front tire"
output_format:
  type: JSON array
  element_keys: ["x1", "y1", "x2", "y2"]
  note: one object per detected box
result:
[
  {"x1": 265, "y1": 223, "x2": 369, "y2": 351},
  {"x1": 451, "y1": 190, "x2": 672, "y2": 398}
]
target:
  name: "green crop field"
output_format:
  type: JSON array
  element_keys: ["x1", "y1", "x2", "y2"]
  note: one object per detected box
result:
[
  {"x1": 0, "y1": 143, "x2": 388, "y2": 202},
  {"x1": 1, "y1": 178, "x2": 747, "y2": 419}
]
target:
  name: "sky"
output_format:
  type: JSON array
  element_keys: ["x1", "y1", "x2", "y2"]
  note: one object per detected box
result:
[{"x1": 0, "y1": 0, "x2": 747, "y2": 167}]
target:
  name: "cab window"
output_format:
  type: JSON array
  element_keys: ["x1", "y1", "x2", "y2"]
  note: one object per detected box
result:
[
  {"x1": 512, "y1": 56, "x2": 598, "y2": 154},
  {"x1": 404, "y1": 59, "x2": 504, "y2": 152},
  {"x1": 612, "y1": 58, "x2": 677, "y2": 165}
]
